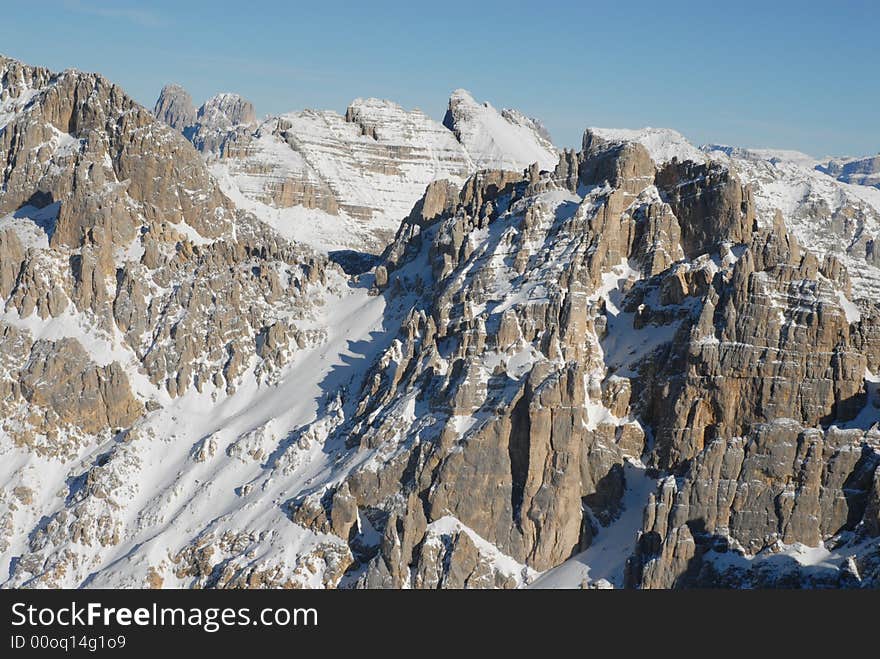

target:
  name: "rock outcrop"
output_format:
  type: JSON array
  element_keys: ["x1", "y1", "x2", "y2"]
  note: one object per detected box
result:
[
  {"x1": 153, "y1": 83, "x2": 196, "y2": 132},
  {"x1": 699, "y1": 145, "x2": 880, "y2": 298},
  {"x1": 628, "y1": 421, "x2": 880, "y2": 588},
  {"x1": 0, "y1": 56, "x2": 346, "y2": 586}
]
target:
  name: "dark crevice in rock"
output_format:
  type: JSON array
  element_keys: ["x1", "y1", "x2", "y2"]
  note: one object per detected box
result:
[{"x1": 508, "y1": 390, "x2": 531, "y2": 529}]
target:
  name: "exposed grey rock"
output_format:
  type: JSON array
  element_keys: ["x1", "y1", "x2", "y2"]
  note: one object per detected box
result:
[
  {"x1": 153, "y1": 83, "x2": 196, "y2": 132},
  {"x1": 655, "y1": 159, "x2": 755, "y2": 258},
  {"x1": 627, "y1": 420, "x2": 880, "y2": 588},
  {"x1": 579, "y1": 129, "x2": 656, "y2": 196},
  {"x1": 199, "y1": 92, "x2": 256, "y2": 128}
]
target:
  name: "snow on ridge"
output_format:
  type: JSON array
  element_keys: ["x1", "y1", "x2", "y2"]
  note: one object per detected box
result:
[
  {"x1": 580, "y1": 126, "x2": 880, "y2": 297},
  {"x1": 195, "y1": 87, "x2": 562, "y2": 254},
  {"x1": 724, "y1": 151, "x2": 880, "y2": 298},
  {"x1": 346, "y1": 96, "x2": 409, "y2": 113},
  {"x1": 701, "y1": 143, "x2": 818, "y2": 168},
  {"x1": 587, "y1": 125, "x2": 707, "y2": 165},
  {"x1": 425, "y1": 516, "x2": 538, "y2": 586},
  {"x1": 0, "y1": 77, "x2": 40, "y2": 131},
  {"x1": 445, "y1": 88, "x2": 559, "y2": 171}
]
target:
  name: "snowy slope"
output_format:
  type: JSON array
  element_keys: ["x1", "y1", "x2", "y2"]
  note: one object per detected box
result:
[
  {"x1": 210, "y1": 154, "x2": 384, "y2": 253},
  {"x1": 162, "y1": 88, "x2": 560, "y2": 255},
  {"x1": 1, "y1": 268, "x2": 408, "y2": 588},
  {"x1": 269, "y1": 100, "x2": 472, "y2": 225},
  {"x1": 588, "y1": 126, "x2": 707, "y2": 164},
  {"x1": 703, "y1": 145, "x2": 880, "y2": 296},
  {"x1": 702, "y1": 144, "x2": 819, "y2": 168},
  {"x1": 444, "y1": 89, "x2": 559, "y2": 171},
  {"x1": 529, "y1": 461, "x2": 659, "y2": 588}
]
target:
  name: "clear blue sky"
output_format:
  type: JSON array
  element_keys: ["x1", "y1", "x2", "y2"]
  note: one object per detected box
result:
[{"x1": 2, "y1": 0, "x2": 877, "y2": 157}]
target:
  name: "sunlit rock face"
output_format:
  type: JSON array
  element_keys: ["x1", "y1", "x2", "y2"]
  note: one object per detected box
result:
[{"x1": 1, "y1": 54, "x2": 879, "y2": 590}]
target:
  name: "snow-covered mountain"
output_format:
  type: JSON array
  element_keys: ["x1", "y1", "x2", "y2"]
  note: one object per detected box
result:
[
  {"x1": 701, "y1": 144, "x2": 820, "y2": 168},
  {"x1": 442, "y1": 89, "x2": 559, "y2": 171},
  {"x1": 587, "y1": 126, "x2": 707, "y2": 165},
  {"x1": 2, "y1": 54, "x2": 880, "y2": 590},
  {"x1": 154, "y1": 86, "x2": 558, "y2": 254},
  {"x1": 818, "y1": 154, "x2": 880, "y2": 190},
  {"x1": 576, "y1": 127, "x2": 880, "y2": 297},
  {"x1": 700, "y1": 145, "x2": 880, "y2": 297}
]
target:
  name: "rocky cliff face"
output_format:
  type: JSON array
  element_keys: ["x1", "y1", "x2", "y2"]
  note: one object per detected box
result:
[
  {"x1": 0, "y1": 56, "x2": 350, "y2": 585},
  {"x1": 819, "y1": 155, "x2": 880, "y2": 190},
  {"x1": 2, "y1": 54, "x2": 879, "y2": 590},
  {"x1": 153, "y1": 83, "x2": 196, "y2": 132},
  {"x1": 698, "y1": 145, "x2": 880, "y2": 298},
  {"x1": 283, "y1": 136, "x2": 880, "y2": 589}
]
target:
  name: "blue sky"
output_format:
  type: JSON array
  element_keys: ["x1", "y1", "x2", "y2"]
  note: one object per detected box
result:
[{"x1": 2, "y1": 1, "x2": 877, "y2": 156}]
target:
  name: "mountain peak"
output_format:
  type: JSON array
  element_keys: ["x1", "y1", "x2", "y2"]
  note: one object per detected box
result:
[
  {"x1": 198, "y1": 92, "x2": 256, "y2": 128},
  {"x1": 153, "y1": 83, "x2": 196, "y2": 131},
  {"x1": 448, "y1": 87, "x2": 481, "y2": 106},
  {"x1": 584, "y1": 126, "x2": 706, "y2": 165},
  {"x1": 443, "y1": 89, "x2": 557, "y2": 171},
  {"x1": 347, "y1": 96, "x2": 405, "y2": 111}
]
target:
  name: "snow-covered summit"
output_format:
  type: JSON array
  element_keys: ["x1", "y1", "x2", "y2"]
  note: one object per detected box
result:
[
  {"x1": 705, "y1": 145, "x2": 880, "y2": 296},
  {"x1": 585, "y1": 126, "x2": 707, "y2": 165},
  {"x1": 156, "y1": 85, "x2": 561, "y2": 253},
  {"x1": 443, "y1": 88, "x2": 559, "y2": 171},
  {"x1": 574, "y1": 122, "x2": 880, "y2": 296}
]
